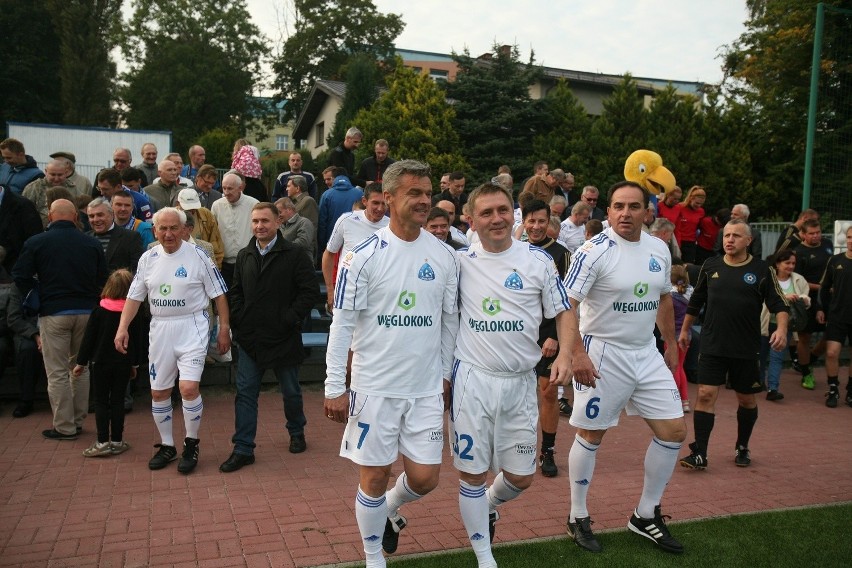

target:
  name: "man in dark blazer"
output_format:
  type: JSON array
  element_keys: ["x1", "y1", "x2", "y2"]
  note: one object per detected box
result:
[
  {"x1": 0, "y1": 184, "x2": 43, "y2": 273},
  {"x1": 86, "y1": 197, "x2": 143, "y2": 273}
]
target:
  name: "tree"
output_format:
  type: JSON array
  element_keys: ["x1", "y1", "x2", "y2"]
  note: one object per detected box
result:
[
  {"x1": 0, "y1": 0, "x2": 62, "y2": 135},
  {"x1": 272, "y1": 0, "x2": 404, "y2": 122},
  {"x1": 530, "y1": 80, "x2": 593, "y2": 184},
  {"x1": 122, "y1": 39, "x2": 254, "y2": 153},
  {"x1": 720, "y1": 0, "x2": 852, "y2": 221},
  {"x1": 327, "y1": 54, "x2": 380, "y2": 149},
  {"x1": 446, "y1": 44, "x2": 546, "y2": 181},
  {"x1": 47, "y1": 0, "x2": 122, "y2": 126},
  {"x1": 195, "y1": 126, "x2": 241, "y2": 169},
  {"x1": 353, "y1": 65, "x2": 467, "y2": 183},
  {"x1": 586, "y1": 74, "x2": 647, "y2": 191},
  {"x1": 120, "y1": 0, "x2": 270, "y2": 152}
]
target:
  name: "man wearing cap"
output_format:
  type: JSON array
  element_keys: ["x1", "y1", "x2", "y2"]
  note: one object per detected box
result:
[
  {"x1": 23, "y1": 159, "x2": 83, "y2": 227},
  {"x1": 50, "y1": 152, "x2": 93, "y2": 197},
  {"x1": 135, "y1": 143, "x2": 159, "y2": 186},
  {"x1": 177, "y1": 188, "x2": 224, "y2": 268}
]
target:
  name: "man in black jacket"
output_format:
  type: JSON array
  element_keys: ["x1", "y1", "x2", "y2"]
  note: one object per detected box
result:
[
  {"x1": 86, "y1": 197, "x2": 143, "y2": 273},
  {"x1": 0, "y1": 184, "x2": 42, "y2": 273},
  {"x1": 220, "y1": 202, "x2": 318, "y2": 472},
  {"x1": 328, "y1": 127, "x2": 364, "y2": 187},
  {"x1": 13, "y1": 199, "x2": 107, "y2": 440},
  {"x1": 357, "y1": 139, "x2": 395, "y2": 185}
]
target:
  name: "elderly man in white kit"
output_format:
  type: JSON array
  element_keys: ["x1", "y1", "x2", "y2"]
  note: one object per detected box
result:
[{"x1": 115, "y1": 207, "x2": 230, "y2": 474}]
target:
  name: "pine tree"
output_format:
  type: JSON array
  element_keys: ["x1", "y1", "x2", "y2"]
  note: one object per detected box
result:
[{"x1": 530, "y1": 80, "x2": 593, "y2": 184}]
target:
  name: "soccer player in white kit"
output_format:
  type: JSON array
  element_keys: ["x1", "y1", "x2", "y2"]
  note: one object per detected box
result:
[
  {"x1": 321, "y1": 182, "x2": 389, "y2": 315},
  {"x1": 562, "y1": 181, "x2": 686, "y2": 554},
  {"x1": 115, "y1": 208, "x2": 230, "y2": 474},
  {"x1": 451, "y1": 183, "x2": 578, "y2": 568},
  {"x1": 324, "y1": 161, "x2": 459, "y2": 568}
]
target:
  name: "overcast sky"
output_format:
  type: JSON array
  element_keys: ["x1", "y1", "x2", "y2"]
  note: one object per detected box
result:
[{"x1": 246, "y1": 0, "x2": 749, "y2": 85}]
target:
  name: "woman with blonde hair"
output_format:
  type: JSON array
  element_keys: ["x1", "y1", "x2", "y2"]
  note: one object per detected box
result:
[{"x1": 676, "y1": 185, "x2": 706, "y2": 263}]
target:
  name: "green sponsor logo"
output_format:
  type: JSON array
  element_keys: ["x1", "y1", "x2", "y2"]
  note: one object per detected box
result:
[
  {"x1": 482, "y1": 297, "x2": 501, "y2": 316},
  {"x1": 633, "y1": 282, "x2": 648, "y2": 298},
  {"x1": 159, "y1": 284, "x2": 171, "y2": 296},
  {"x1": 398, "y1": 290, "x2": 416, "y2": 310}
]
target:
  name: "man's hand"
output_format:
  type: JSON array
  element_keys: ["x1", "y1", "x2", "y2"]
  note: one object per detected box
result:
[
  {"x1": 816, "y1": 310, "x2": 825, "y2": 325},
  {"x1": 114, "y1": 328, "x2": 129, "y2": 354},
  {"x1": 769, "y1": 328, "x2": 788, "y2": 351},
  {"x1": 217, "y1": 324, "x2": 231, "y2": 354},
  {"x1": 72, "y1": 364, "x2": 85, "y2": 377},
  {"x1": 664, "y1": 343, "x2": 678, "y2": 374},
  {"x1": 541, "y1": 337, "x2": 558, "y2": 358},
  {"x1": 549, "y1": 351, "x2": 575, "y2": 386},
  {"x1": 569, "y1": 350, "x2": 599, "y2": 388},
  {"x1": 677, "y1": 329, "x2": 691, "y2": 353},
  {"x1": 324, "y1": 393, "x2": 348, "y2": 423},
  {"x1": 443, "y1": 379, "x2": 452, "y2": 412}
]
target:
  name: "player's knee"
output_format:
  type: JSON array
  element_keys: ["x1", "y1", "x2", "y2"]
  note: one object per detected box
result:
[
  {"x1": 825, "y1": 343, "x2": 841, "y2": 358},
  {"x1": 151, "y1": 388, "x2": 171, "y2": 402},
  {"x1": 577, "y1": 428, "x2": 605, "y2": 445},
  {"x1": 360, "y1": 468, "x2": 392, "y2": 496},
  {"x1": 503, "y1": 471, "x2": 534, "y2": 491},
  {"x1": 179, "y1": 381, "x2": 200, "y2": 400},
  {"x1": 459, "y1": 471, "x2": 488, "y2": 486},
  {"x1": 406, "y1": 468, "x2": 441, "y2": 495}
]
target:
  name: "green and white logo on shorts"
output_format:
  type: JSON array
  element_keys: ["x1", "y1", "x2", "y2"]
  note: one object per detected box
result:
[
  {"x1": 159, "y1": 284, "x2": 172, "y2": 296},
  {"x1": 633, "y1": 282, "x2": 648, "y2": 298},
  {"x1": 482, "y1": 297, "x2": 501, "y2": 316},
  {"x1": 397, "y1": 290, "x2": 416, "y2": 310}
]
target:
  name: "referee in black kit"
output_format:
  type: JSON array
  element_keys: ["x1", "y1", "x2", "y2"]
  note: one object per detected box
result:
[{"x1": 677, "y1": 219, "x2": 789, "y2": 470}]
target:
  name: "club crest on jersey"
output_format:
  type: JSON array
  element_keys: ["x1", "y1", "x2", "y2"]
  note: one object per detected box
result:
[
  {"x1": 341, "y1": 250, "x2": 355, "y2": 269},
  {"x1": 504, "y1": 271, "x2": 523, "y2": 290},
  {"x1": 159, "y1": 284, "x2": 171, "y2": 296},
  {"x1": 482, "y1": 297, "x2": 501, "y2": 316},
  {"x1": 418, "y1": 262, "x2": 435, "y2": 281},
  {"x1": 398, "y1": 290, "x2": 416, "y2": 310},
  {"x1": 175, "y1": 265, "x2": 188, "y2": 278},
  {"x1": 633, "y1": 282, "x2": 649, "y2": 298},
  {"x1": 649, "y1": 257, "x2": 662, "y2": 272},
  {"x1": 743, "y1": 272, "x2": 757, "y2": 285}
]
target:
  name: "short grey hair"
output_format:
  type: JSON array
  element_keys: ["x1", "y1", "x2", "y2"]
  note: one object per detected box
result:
[
  {"x1": 650, "y1": 218, "x2": 675, "y2": 234},
  {"x1": 345, "y1": 127, "x2": 363, "y2": 139},
  {"x1": 275, "y1": 197, "x2": 296, "y2": 211},
  {"x1": 382, "y1": 160, "x2": 432, "y2": 195},
  {"x1": 726, "y1": 218, "x2": 752, "y2": 236},
  {"x1": 153, "y1": 207, "x2": 186, "y2": 227},
  {"x1": 582, "y1": 185, "x2": 599, "y2": 196},
  {"x1": 550, "y1": 168, "x2": 567, "y2": 182},
  {"x1": 550, "y1": 195, "x2": 567, "y2": 208},
  {"x1": 87, "y1": 197, "x2": 113, "y2": 215},
  {"x1": 571, "y1": 201, "x2": 591, "y2": 216},
  {"x1": 289, "y1": 175, "x2": 307, "y2": 193},
  {"x1": 733, "y1": 203, "x2": 750, "y2": 220}
]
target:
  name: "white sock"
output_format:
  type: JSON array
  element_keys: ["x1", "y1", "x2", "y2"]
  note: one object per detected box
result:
[
  {"x1": 486, "y1": 471, "x2": 523, "y2": 512},
  {"x1": 385, "y1": 472, "x2": 422, "y2": 518},
  {"x1": 182, "y1": 396, "x2": 203, "y2": 439},
  {"x1": 637, "y1": 437, "x2": 681, "y2": 519},
  {"x1": 459, "y1": 481, "x2": 495, "y2": 567},
  {"x1": 355, "y1": 486, "x2": 387, "y2": 562},
  {"x1": 568, "y1": 433, "x2": 599, "y2": 521},
  {"x1": 151, "y1": 398, "x2": 174, "y2": 446}
]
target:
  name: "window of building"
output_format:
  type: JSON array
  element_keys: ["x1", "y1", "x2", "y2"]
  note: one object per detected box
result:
[
  {"x1": 429, "y1": 69, "x2": 449, "y2": 81},
  {"x1": 315, "y1": 122, "x2": 325, "y2": 148},
  {"x1": 276, "y1": 135, "x2": 289, "y2": 151}
]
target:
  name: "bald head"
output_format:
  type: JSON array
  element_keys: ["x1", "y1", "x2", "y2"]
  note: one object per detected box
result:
[
  {"x1": 49, "y1": 199, "x2": 79, "y2": 222},
  {"x1": 436, "y1": 199, "x2": 456, "y2": 224}
]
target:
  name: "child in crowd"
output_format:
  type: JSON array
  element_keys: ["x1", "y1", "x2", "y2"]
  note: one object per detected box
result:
[
  {"x1": 74, "y1": 269, "x2": 143, "y2": 457},
  {"x1": 670, "y1": 264, "x2": 692, "y2": 412}
]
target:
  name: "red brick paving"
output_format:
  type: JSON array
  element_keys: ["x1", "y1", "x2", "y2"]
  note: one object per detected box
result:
[{"x1": 1, "y1": 368, "x2": 850, "y2": 567}]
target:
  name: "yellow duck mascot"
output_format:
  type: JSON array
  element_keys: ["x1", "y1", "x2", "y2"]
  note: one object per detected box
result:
[{"x1": 623, "y1": 149, "x2": 676, "y2": 196}]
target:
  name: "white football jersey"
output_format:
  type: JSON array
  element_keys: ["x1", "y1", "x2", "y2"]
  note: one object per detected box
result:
[
  {"x1": 129, "y1": 241, "x2": 227, "y2": 317},
  {"x1": 564, "y1": 227, "x2": 671, "y2": 349},
  {"x1": 325, "y1": 210, "x2": 389, "y2": 255},
  {"x1": 455, "y1": 240, "x2": 570, "y2": 373},
  {"x1": 330, "y1": 227, "x2": 459, "y2": 398}
]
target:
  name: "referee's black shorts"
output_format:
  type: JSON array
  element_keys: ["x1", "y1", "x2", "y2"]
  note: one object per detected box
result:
[{"x1": 697, "y1": 353, "x2": 763, "y2": 394}]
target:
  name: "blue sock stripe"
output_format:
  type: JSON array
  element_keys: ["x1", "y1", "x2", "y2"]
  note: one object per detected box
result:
[
  {"x1": 183, "y1": 401, "x2": 204, "y2": 412},
  {"x1": 356, "y1": 492, "x2": 386, "y2": 508},
  {"x1": 652, "y1": 437, "x2": 682, "y2": 451},
  {"x1": 152, "y1": 407, "x2": 172, "y2": 414},
  {"x1": 575, "y1": 435, "x2": 599, "y2": 452},
  {"x1": 503, "y1": 479, "x2": 523, "y2": 495},
  {"x1": 401, "y1": 475, "x2": 419, "y2": 498},
  {"x1": 459, "y1": 486, "x2": 486, "y2": 498}
]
